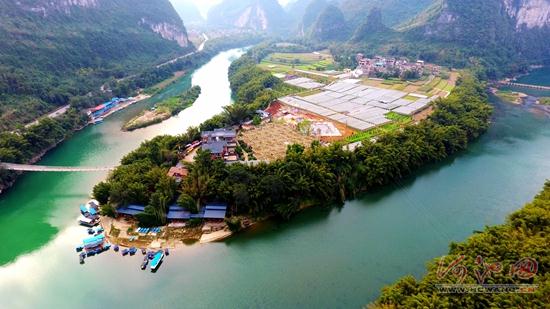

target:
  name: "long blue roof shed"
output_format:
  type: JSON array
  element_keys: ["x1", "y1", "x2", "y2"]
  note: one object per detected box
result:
[
  {"x1": 166, "y1": 205, "x2": 191, "y2": 220},
  {"x1": 116, "y1": 205, "x2": 146, "y2": 216},
  {"x1": 203, "y1": 204, "x2": 227, "y2": 219}
]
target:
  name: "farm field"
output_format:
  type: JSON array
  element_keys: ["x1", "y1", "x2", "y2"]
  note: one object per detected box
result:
[
  {"x1": 259, "y1": 51, "x2": 336, "y2": 74},
  {"x1": 346, "y1": 112, "x2": 413, "y2": 143},
  {"x1": 240, "y1": 122, "x2": 316, "y2": 161}
]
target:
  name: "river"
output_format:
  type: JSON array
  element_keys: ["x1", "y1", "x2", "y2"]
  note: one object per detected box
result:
[{"x1": 0, "y1": 51, "x2": 548, "y2": 308}]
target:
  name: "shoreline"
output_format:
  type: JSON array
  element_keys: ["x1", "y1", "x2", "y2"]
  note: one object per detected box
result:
[{"x1": 0, "y1": 94, "x2": 150, "y2": 196}]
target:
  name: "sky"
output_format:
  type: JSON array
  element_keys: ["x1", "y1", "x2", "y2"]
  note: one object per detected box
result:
[{"x1": 170, "y1": 0, "x2": 293, "y2": 19}]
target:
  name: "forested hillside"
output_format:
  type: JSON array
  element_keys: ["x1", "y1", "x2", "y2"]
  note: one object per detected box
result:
[
  {"x1": 373, "y1": 181, "x2": 550, "y2": 308},
  {"x1": 0, "y1": 0, "x2": 192, "y2": 131}
]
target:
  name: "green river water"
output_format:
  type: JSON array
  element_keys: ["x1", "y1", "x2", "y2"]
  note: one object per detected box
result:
[{"x1": 0, "y1": 52, "x2": 548, "y2": 308}]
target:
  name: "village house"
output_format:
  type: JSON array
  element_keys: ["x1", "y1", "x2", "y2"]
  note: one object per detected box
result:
[
  {"x1": 167, "y1": 164, "x2": 188, "y2": 183},
  {"x1": 201, "y1": 128, "x2": 238, "y2": 161},
  {"x1": 354, "y1": 53, "x2": 425, "y2": 79}
]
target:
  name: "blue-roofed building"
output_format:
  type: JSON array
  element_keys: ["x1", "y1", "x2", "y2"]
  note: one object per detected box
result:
[
  {"x1": 203, "y1": 203, "x2": 227, "y2": 220},
  {"x1": 116, "y1": 205, "x2": 146, "y2": 217},
  {"x1": 166, "y1": 205, "x2": 191, "y2": 221}
]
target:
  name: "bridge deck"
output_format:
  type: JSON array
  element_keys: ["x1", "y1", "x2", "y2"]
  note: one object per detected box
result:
[
  {"x1": 500, "y1": 82, "x2": 550, "y2": 91},
  {"x1": 0, "y1": 163, "x2": 115, "y2": 172}
]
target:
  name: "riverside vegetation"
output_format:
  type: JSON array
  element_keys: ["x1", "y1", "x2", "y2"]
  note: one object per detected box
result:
[
  {"x1": 372, "y1": 181, "x2": 550, "y2": 308},
  {"x1": 94, "y1": 47, "x2": 492, "y2": 228},
  {"x1": 0, "y1": 35, "x2": 261, "y2": 194},
  {"x1": 123, "y1": 86, "x2": 201, "y2": 131}
]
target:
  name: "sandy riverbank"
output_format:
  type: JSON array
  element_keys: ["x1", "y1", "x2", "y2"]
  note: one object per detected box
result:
[{"x1": 100, "y1": 215, "x2": 234, "y2": 250}]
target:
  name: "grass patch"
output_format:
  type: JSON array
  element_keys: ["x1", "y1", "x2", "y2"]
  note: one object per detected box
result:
[
  {"x1": 495, "y1": 90, "x2": 521, "y2": 103},
  {"x1": 403, "y1": 95, "x2": 419, "y2": 101},
  {"x1": 346, "y1": 113, "x2": 412, "y2": 143},
  {"x1": 296, "y1": 89, "x2": 323, "y2": 97},
  {"x1": 539, "y1": 97, "x2": 550, "y2": 105},
  {"x1": 419, "y1": 77, "x2": 442, "y2": 93}
]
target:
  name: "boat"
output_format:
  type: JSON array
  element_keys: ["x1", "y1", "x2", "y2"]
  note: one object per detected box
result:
[
  {"x1": 82, "y1": 234, "x2": 105, "y2": 249},
  {"x1": 75, "y1": 245, "x2": 83, "y2": 252},
  {"x1": 121, "y1": 248, "x2": 129, "y2": 256},
  {"x1": 103, "y1": 243, "x2": 111, "y2": 251},
  {"x1": 114, "y1": 245, "x2": 119, "y2": 252},
  {"x1": 150, "y1": 251, "x2": 164, "y2": 272},
  {"x1": 141, "y1": 248, "x2": 146, "y2": 255},
  {"x1": 87, "y1": 228, "x2": 94, "y2": 235},
  {"x1": 129, "y1": 247, "x2": 137, "y2": 256},
  {"x1": 78, "y1": 216, "x2": 98, "y2": 227},
  {"x1": 79, "y1": 254, "x2": 85, "y2": 264},
  {"x1": 164, "y1": 248, "x2": 170, "y2": 256},
  {"x1": 92, "y1": 117, "x2": 104, "y2": 124},
  {"x1": 140, "y1": 258, "x2": 148, "y2": 270}
]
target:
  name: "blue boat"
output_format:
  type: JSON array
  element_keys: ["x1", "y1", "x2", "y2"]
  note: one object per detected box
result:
[
  {"x1": 114, "y1": 245, "x2": 119, "y2": 252},
  {"x1": 87, "y1": 228, "x2": 94, "y2": 235},
  {"x1": 103, "y1": 243, "x2": 111, "y2": 251},
  {"x1": 121, "y1": 248, "x2": 129, "y2": 256},
  {"x1": 164, "y1": 248, "x2": 170, "y2": 256},
  {"x1": 82, "y1": 234, "x2": 105, "y2": 249},
  {"x1": 150, "y1": 251, "x2": 164, "y2": 272},
  {"x1": 129, "y1": 247, "x2": 137, "y2": 256},
  {"x1": 140, "y1": 258, "x2": 148, "y2": 270},
  {"x1": 75, "y1": 245, "x2": 84, "y2": 252}
]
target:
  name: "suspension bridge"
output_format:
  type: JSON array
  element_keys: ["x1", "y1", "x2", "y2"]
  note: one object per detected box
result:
[
  {"x1": 0, "y1": 163, "x2": 115, "y2": 172},
  {"x1": 499, "y1": 81, "x2": 550, "y2": 91}
]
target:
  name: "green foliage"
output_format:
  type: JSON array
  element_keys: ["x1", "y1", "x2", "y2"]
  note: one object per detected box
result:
[
  {"x1": 95, "y1": 49, "x2": 492, "y2": 225},
  {"x1": 177, "y1": 194, "x2": 196, "y2": 211},
  {"x1": 539, "y1": 97, "x2": 550, "y2": 105},
  {"x1": 374, "y1": 182, "x2": 550, "y2": 308},
  {"x1": 0, "y1": 109, "x2": 87, "y2": 191},
  {"x1": 225, "y1": 217, "x2": 243, "y2": 232},
  {"x1": 92, "y1": 182, "x2": 111, "y2": 205},
  {"x1": 100, "y1": 204, "x2": 117, "y2": 218}
]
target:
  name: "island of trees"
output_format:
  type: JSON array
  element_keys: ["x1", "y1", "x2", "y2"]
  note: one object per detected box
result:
[
  {"x1": 123, "y1": 86, "x2": 201, "y2": 131},
  {"x1": 93, "y1": 47, "x2": 492, "y2": 228},
  {"x1": 372, "y1": 181, "x2": 550, "y2": 308}
]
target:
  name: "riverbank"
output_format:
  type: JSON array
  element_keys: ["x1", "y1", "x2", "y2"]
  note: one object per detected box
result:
[
  {"x1": 99, "y1": 215, "x2": 235, "y2": 249},
  {"x1": 122, "y1": 86, "x2": 201, "y2": 131},
  {"x1": 373, "y1": 181, "x2": 550, "y2": 308}
]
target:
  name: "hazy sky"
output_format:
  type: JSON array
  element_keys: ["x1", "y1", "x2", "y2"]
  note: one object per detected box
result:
[{"x1": 171, "y1": 0, "x2": 293, "y2": 19}]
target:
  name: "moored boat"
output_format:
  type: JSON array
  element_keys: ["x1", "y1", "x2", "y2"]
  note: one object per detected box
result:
[
  {"x1": 129, "y1": 247, "x2": 137, "y2": 256},
  {"x1": 122, "y1": 248, "x2": 129, "y2": 256},
  {"x1": 141, "y1": 258, "x2": 148, "y2": 270},
  {"x1": 150, "y1": 251, "x2": 164, "y2": 272}
]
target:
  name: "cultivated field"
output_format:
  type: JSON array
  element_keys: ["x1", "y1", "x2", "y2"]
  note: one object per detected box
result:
[
  {"x1": 240, "y1": 122, "x2": 316, "y2": 161},
  {"x1": 259, "y1": 51, "x2": 336, "y2": 74}
]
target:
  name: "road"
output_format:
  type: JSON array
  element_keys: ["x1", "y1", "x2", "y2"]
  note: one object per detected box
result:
[{"x1": 24, "y1": 104, "x2": 71, "y2": 128}]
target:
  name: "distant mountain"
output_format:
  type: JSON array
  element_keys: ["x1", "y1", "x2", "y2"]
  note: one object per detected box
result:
[
  {"x1": 170, "y1": 0, "x2": 205, "y2": 25},
  {"x1": 297, "y1": 0, "x2": 328, "y2": 36},
  {"x1": 207, "y1": 0, "x2": 290, "y2": 33},
  {"x1": 309, "y1": 4, "x2": 350, "y2": 41},
  {"x1": 0, "y1": 0, "x2": 192, "y2": 130},
  {"x1": 351, "y1": 8, "x2": 391, "y2": 42},
  {"x1": 404, "y1": 0, "x2": 550, "y2": 62},
  {"x1": 338, "y1": 0, "x2": 434, "y2": 28}
]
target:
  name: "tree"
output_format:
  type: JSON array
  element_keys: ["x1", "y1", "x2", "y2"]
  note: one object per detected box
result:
[{"x1": 92, "y1": 182, "x2": 111, "y2": 205}]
